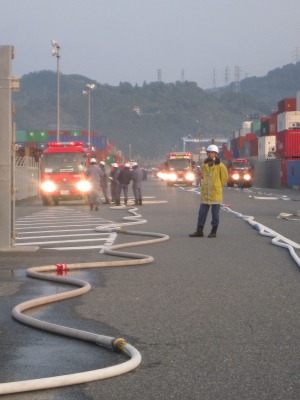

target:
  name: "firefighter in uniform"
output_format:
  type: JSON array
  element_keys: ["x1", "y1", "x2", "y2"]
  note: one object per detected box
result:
[{"x1": 85, "y1": 158, "x2": 102, "y2": 211}]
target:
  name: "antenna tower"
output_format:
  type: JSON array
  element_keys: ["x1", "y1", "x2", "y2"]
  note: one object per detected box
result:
[
  {"x1": 157, "y1": 69, "x2": 162, "y2": 82},
  {"x1": 224, "y1": 66, "x2": 230, "y2": 86},
  {"x1": 292, "y1": 47, "x2": 300, "y2": 63},
  {"x1": 212, "y1": 68, "x2": 216, "y2": 90},
  {"x1": 234, "y1": 65, "x2": 241, "y2": 93},
  {"x1": 181, "y1": 69, "x2": 185, "y2": 82}
]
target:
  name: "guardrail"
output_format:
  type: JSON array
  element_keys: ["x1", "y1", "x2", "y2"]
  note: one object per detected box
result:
[{"x1": 15, "y1": 156, "x2": 39, "y2": 200}]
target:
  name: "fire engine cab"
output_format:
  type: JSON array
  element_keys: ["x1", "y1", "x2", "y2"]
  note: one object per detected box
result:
[
  {"x1": 227, "y1": 158, "x2": 253, "y2": 188},
  {"x1": 40, "y1": 142, "x2": 92, "y2": 206},
  {"x1": 164, "y1": 152, "x2": 195, "y2": 186}
]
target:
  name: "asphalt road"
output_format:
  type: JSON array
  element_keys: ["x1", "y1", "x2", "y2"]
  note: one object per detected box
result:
[{"x1": 0, "y1": 178, "x2": 300, "y2": 400}]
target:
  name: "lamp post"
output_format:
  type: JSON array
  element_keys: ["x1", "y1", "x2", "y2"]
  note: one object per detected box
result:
[
  {"x1": 51, "y1": 40, "x2": 60, "y2": 142},
  {"x1": 83, "y1": 83, "x2": 95, "y2": 147}
]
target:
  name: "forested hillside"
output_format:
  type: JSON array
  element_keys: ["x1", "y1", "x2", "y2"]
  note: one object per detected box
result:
[{"x1": 12, "y1": 62, "x2": 300, "y2": 159}]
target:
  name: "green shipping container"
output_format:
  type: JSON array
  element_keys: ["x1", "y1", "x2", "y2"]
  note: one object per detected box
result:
[
  {"x1": 26, "y1": 130, "x2": 48, "y2": 142},
  {"x1": 251, "y1": 121, "x2": 261, "y2": 132},
  {"x1": 70, "y1": 131, "x2": 81, "y2": 136},
  {"x1": 16, "y1": 130, "x2": 27, "y2": 142}
]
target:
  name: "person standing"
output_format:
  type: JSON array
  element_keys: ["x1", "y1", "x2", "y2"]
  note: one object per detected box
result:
[
  {"x1": 189, "y1": 144, "x2": 228, "y2": 238},
  {"x1": 131, "y1": 162, "x2": 143, "y2": 205},
  {"x1": 109, "y1": 163, "x2": 119, "y2": 205},
  {"x1": 85, "y1": 158, "x2": 102, "y2": 211},
  {"x1": 99, "y1": 161, "x2": 110, "y2": 204},
  {"x1": 116, "y1": 163, "x2": 132, "y2": 205}
]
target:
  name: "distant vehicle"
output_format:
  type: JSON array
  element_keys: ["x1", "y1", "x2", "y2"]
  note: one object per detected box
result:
[
  {"x1": 39, "y1": 141, "x2": 93, "y2": 206},
  {"x1": 163, "y1": 152, "x2": 195, "y2": 186},
  {"x1": 227, "y1": 158, "x2": 253, "y2": 188}
]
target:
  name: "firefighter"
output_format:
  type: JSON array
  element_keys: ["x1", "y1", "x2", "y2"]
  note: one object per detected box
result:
[
  {"x1": 116, "y1": 163, "x2": 132, "y2": 205},
  {"x1": 85, "y1": 158, "x2": 102, "y2": 211},
  {"x1": 131, "y1": 162, "x2": 143, "y2": 205},
  {"x1": 109, "y1": 163, "x2": 119, "y2": 204},
  {"x1": 99, "y1": 161, "x2": 110, "y2": 204},
  {"x1": 189, "y1": 144, "x2": 228, "y2": 238}
]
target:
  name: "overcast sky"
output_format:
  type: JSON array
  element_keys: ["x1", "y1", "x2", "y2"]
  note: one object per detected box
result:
[{"x1": 1, "y1": 0, "x2": 300, "y2": 89}]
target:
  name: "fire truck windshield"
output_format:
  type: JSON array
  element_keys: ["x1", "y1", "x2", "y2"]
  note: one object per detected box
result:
[
  {"x1": 231, "y1": 162, "x2": 250, "y2": 171},
  {"x1": 168, "y1": 159, "x2": 191, "y2": 170},
  {"x1": 42, "y1": 152, "x2": 87, "y2": 173}
]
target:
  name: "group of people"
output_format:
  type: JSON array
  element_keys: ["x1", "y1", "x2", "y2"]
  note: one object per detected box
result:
[
  {"x1": 85, "y1": 160, "x2": 143, "y2": 211},
  {"x1": 86, "y1": 143, "x2": 228, "y2": 239}
]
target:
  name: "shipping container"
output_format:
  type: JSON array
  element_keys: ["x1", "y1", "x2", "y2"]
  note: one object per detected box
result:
[
  {"x1": 260, "y1": 118, "x2": 270, "y2": 136},
  {"x1": 276, "y1": 130, "x2": 300, "y2": 158},
  {"x1": 258, "y1": 136, "x2": 276, "y2": 157},
  {"x1": 250, "y1": 138, "x2": 258, "y2": 157},
  {"x1": 16, "y1": 131, "x2": 27, "y2": 142},
  {"x1": 281, "y1": 159, "x2": 300, "y2": 187},
  {"x1": 246, "y1": 133, "x2": 257, "y2": 141},
  {"x1": 251, "y1": 121, "x2": 261, "y2": 133},
  {"x1": 269, "y1": 112, "x2": 278, "y2": 135},
  {"x1": 26, "y1": 130, "x2": 48, "y2": 142},
  {"x1": 277, "y1": 98, "x2": 296, "y2": 113},
  {"x1": 287, "y1": 160, "x2": 300, "y2": 187},
  {"x1": 277, "y1": 111, "x2": 300, "y2": 132},
  {"x1": 235, "y1": 136, "x2": 247, "y2": 149}
]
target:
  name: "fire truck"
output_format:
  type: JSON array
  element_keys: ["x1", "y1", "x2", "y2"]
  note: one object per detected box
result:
[
  {"x1": 163, "y1": 152, "x2": 195, "y2": 186},
  {"x1": 39, "y1": 142, "x2": 93, "y2": 206},
  {"x1": 227, "y1": 158, "x2": 253, "y2": 188}
]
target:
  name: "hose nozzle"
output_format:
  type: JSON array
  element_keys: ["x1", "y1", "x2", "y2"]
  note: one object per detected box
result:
[{"x1": 112, "y1": 337, "x2": 127, "y2": 352}]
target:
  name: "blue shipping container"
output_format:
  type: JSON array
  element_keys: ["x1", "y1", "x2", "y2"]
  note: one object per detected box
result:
[{"x1": 287, "y1": 160, "x2": 300, "y2": 187}]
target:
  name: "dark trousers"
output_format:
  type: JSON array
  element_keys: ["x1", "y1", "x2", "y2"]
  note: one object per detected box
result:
[{"x1": 197, "y1": 203, "x2": 220, "y2": 228}]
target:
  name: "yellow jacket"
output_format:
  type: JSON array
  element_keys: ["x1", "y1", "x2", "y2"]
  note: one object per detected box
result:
[{"x1": 200, "y1": 158, "x2": 228, "y2": 204}]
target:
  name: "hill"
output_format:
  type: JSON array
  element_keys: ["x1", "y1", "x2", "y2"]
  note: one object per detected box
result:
[{"x1": 12, "y1": 62, "x2": 300, "y2": 160}]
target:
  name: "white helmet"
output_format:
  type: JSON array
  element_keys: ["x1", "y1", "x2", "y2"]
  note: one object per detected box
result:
[
  {"x1": 206, "y1": 144, "x2": 219, "y2": 154},
  {"x1": 124, "y1": 163, "x2": 130, "y2": 168},
  {"x1": 132, "y1": 162, "x2": 138, "y2": 167},
  {"x1": 111, "y1": 163, "x2": 118, "y2": 168},
  {"x1": 99, "y1": 161, "x2": 105, "y2": 166},
  {"x1": 90, "y1": 158, "x2": 97, "y2": 164}
]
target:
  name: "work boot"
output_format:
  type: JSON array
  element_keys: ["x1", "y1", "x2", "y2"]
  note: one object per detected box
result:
[
  {"x1": 208, "y1": 227, "x2": 217, "y2": 238},
  {"x1": 124, "y1": 199, "x2": 127, "y2": 206},
  {"x1": 95, "y1": 206, "x2": 99, "y2": 211},
  {"x1": 115, "y1": 200, "x2": 120, "y2": 206},
  {"x1": 104, "y1": 198, "x2": 110, "y2": 204},
  {"x1": 90, "y1": 204, "x2": 94, "y2": 211},
  {"x1": 134, "y1": 200, "x2": 139, "y2": 206},
  {"x1": 189, "y1": 227, "x2": 203, "y2": 237},
  {"x1": 138, "y1": 199, "x2": 142, "y2": 205}
]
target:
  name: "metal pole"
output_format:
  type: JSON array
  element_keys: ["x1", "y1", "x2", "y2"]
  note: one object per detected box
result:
[
  {"x1": 88, "y1": 90, "x2": 91, "y2": 147},
  {"x1": 56, "y1": 51, "x2": 60, "y2": 142},
  {"x1": 0, "y1": 46, "x2": 13, "y2": 249}
]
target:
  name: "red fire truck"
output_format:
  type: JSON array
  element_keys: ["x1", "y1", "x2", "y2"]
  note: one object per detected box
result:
[
  {"x1": 164, "y1": 152, "x2": 195, "y2": 186},
  {"x1": 40, "y1": 142, "x2": 93, "y2": 206},
  {"x1": 227, "y1": 158, "x2": 253, "y2": 188}
]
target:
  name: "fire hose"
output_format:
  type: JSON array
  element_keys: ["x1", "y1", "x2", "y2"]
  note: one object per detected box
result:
[
  {"x1": 221, "y1": 204, "x2": 300, "y2": 267},
  {"x1": 0, "y1": 207, "x2": 169, "y2": 395}
]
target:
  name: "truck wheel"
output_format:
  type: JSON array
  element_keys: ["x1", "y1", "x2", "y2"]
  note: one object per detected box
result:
[{"x1": 41, "y1": 196, "x2": 50, "y2": 206}]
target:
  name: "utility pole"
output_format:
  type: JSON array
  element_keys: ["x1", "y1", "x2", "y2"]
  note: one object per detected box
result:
[{"x1": 0, "y1": 46, "x2": 37, "y2": 253}]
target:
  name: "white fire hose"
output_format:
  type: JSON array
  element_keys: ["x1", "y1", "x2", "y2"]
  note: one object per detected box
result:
[{"x1": 0, "y1": 206, "x2": 169, "y2": 395}]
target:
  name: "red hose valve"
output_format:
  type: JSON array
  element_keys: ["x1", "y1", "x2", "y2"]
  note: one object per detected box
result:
[{"x1": 56, "y1": 263, "x2": 68, "y2": 275}]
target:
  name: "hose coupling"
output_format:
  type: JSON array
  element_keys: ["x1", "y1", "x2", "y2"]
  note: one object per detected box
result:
[
  {"x1": 112, "y1": 337, "x2": 128, "y2": 352},
  {"x1": 56, "y1": 263, "x2": 68, "y2": 275},
  {"x1": 117, "y1": 228, "x2": 127, "y2": 234}
]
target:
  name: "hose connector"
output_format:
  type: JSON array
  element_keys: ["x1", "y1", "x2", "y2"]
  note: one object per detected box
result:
[
  {"x1": 56, "y1": 263, "x2": 68, "y2": 275},
  {"x1": 112, "y1": 337, "x2": 128, "y2": 352}
]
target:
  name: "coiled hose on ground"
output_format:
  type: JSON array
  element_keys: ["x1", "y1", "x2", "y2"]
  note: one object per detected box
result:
[
  {"x1": 221, "y1": 204, "x2": 300, "y2": 267},
  {"x1": 0, "y1": 206, "x2": 169, "y2": 395}
]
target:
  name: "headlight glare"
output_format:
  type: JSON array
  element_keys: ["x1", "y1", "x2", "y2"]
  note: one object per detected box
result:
[
  {"x1": 41, "y1": 180, "x2": 56, "y2": 193},
  {"x1": 76, "y1": 180, "x2": 92, "y2": 192}
]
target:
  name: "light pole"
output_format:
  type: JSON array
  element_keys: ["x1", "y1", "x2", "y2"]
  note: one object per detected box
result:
[
  {"x1": 83, "y1": 83, "x2": 95, "y2": 147},
  {"x1": 51, "y1": 40, "x2": 60, "y2": 142}
]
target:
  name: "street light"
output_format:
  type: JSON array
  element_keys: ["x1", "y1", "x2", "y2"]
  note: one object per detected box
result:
[
  {"x1": 82, "y1": 83, "x2": 95, "y2": 147},
  {"x1": 51, "y1": 40, "x2": 60, "y2": 142}
]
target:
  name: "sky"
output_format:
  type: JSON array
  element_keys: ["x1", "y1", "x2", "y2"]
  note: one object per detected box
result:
[{"x1": 1, "y1": 0, "x2": 300, "y2": 89}]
